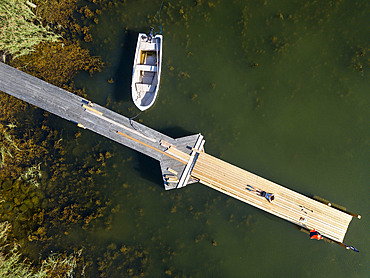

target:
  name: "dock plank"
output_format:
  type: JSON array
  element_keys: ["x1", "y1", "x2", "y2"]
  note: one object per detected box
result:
[
  {"x1": 0, "y1": 62, "x2": 356, "y2": 244},
  {"x1": 191, "y1": 152, "x2": 353, "y2": 242}
]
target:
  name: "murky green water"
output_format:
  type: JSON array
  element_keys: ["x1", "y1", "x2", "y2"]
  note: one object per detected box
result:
[{"x1": 71, "y1": 0, "x2": 369, "y2": 277}]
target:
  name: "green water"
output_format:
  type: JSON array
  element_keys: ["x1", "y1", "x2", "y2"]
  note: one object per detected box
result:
[{"x1": 71, "y1": 0, "x2": 369, "y2": 277}]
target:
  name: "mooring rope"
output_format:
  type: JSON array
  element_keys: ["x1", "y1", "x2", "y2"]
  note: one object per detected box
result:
[
  {"x1": 155, "y1": 0, "x2": 164, "y2": 35},
  {"x1": 129, "y1": 111, "x2": 142, "y2": 130}
]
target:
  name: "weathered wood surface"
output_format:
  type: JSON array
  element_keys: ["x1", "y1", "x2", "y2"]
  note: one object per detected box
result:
[
  {"x1": 191, "y1": 152, "x2": 353, "y2": 243},
  {"x1": 0, "y1": 62, "x2": 202, "y2": 189},
  {"x1": 0, "y1": 62, "x2": 354, "y2": 242}
]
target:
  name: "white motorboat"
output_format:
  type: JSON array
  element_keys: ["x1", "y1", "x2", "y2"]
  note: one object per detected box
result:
[{"x1": 131, "y1": 29, "x2": 163, "y2": 111}]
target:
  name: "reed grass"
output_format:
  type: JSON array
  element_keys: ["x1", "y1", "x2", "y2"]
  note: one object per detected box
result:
[
  {"x1": 0, "y1": 222, "x2": 45, "y2": 278},
  {"x1": 39, "y1": 249, "x2": 82, "y2": 278},
  {"x1": 0, "y1": 222, "x2": 80, "y2": 277},
  {"x1": 19, "y1": 164, "x2": 42, "y2": 188},
  {"x1": 0, "y1": 0, "x2": 60, "y2": 59},
  {"x1": 0, "y1": 127, "x2": 19, "y2": 169},
  {"x1": 0, "y1": 146, "x2": 12, "y2": 168}
]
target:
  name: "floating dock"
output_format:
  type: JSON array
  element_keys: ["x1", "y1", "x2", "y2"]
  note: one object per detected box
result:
[{"x1": 0, "y1": 62, "x2": 360, "y2": 245}]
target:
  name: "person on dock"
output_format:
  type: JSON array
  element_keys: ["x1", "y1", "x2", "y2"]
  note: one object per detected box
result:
[
  {"x1": 310, "y1": 229, "x2": 323, "y2": 240},
  {"x1": 245, "y1": 185, "x2": 275, "y2": 203}
]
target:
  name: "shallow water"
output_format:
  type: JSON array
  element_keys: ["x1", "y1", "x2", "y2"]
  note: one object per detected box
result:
[{"x1": 71, "y1": 0, "x2": 369, "y2": 277}]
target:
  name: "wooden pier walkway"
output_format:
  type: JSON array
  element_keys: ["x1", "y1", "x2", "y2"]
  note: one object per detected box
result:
[
  {"x1": 158, "y1": 144, "x2": 354, "y2": 243},
  {"x1": 0, "y1": 62, "x2": 204, "y2": 190},
  {"x1": 0, "y1": 62, "x2": 359, "y2": 244},
  {"x1": 191, "y1": 152, "x2": 353, "y2": 243}
]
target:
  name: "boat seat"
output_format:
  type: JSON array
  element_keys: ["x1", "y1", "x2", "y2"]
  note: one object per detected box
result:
[
  {"x1": 136, "y1": 83, "x2": 155, "y2": 93},
  {"x1": 141, "y1": 71, "x2": 156, "y2": 84},
  {"x1": 141, "y1": 41, "x2": 157, "y2": 51},
  {"x1": 136, "y1": 64, "x2": 158, "y2": 72}
]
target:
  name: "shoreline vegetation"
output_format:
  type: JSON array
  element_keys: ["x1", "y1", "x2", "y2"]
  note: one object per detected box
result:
[
  {"x1": 0, "y1": 0, "x2": 60, "y2": 60},
  {"x1": 0, "y1": 1, "x2": 187, "y2": 276},
  {"x1": 0, "y1": 0, "x2": 114, "y2": 276},
  {"x1": 1, "y1": 0, "x2": 367, "y2": 277},
  {"x1": 0, "y1": 222, "x2": 81, "y2": 277}
]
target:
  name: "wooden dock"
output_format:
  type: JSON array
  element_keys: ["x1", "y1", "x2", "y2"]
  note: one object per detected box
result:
[
  {"x1": 0, "y1": 62, "x2": 204, "y2": 190},
  {"x1": 155, "y1": 145, "x2": 354, "y2": 243},
  {"x1": 191, "y1": 152, "x2": 353, "y2": 243},
  {"x1": 0, "y1": 62, "x2": 359, "y2": 245}
]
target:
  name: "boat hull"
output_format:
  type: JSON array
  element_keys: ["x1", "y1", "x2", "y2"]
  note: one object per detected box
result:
[{"x1": 131, "y1": 33, "x2": 163, "y2": 111}]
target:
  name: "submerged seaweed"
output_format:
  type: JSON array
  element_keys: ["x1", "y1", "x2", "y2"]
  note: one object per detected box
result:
[{"x1": 0, "y1": 0, "x2": 368, "y2": 277}]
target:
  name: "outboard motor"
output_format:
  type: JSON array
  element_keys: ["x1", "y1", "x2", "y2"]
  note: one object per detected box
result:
[{"x1": 147, "y1": 27, "x2": 154, "y2": 42}]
